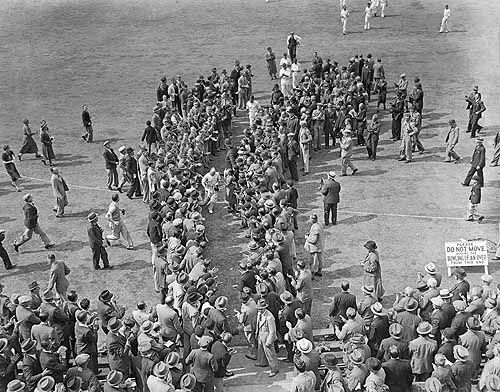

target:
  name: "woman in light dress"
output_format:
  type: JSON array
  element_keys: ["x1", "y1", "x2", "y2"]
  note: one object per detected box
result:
[{"x1": 279, "y1": 63, "x2": 293, "y2": 98}]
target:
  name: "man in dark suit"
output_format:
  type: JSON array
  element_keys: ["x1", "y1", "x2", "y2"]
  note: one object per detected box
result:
[
  {"x1": 0, "y1": 230, "x2": 14, "y2": 270},
  {"x1": 39, "y1": 340, "x2": 66, "y2": 383},
  {"x1": 320, "y1": 171, "x2": 341, "y2": 226},
  {"x1": 377, "y1": 323, "x2": 410, "y2": 361},
  {"x1": 106, "y1": 318, "x2": 131, "y2": 380},
  {"x1": 462, "y1": 137, "x2": 485, "y2": 186},
  {"x1": 430, "y1": 297, "x2": 448, "y2": 346},
  {"x1": 238, "y1": 262, "x2": 257, "y2": 293},
  {"x1": 124, "y1": 148, "x2": 141, "y2": 199},
  {"x1": 286, "y1": 133, "x2": 300, "y2": 182},
  {"x1": 368, "y1": 303, "x2": 390, "y2": 356},
  {"x1": 329, "y1": 281, "x2": 357, "y2": 329},
  {"x1": 97, "y1": 290, "x2": 124, "y2": 335},
  {"x1": 211, "y1": 332, "x2": 234, "y2": 388},
  {"x1": 141, "y1": 121, "x2": 158, "y2": 154},
  {"x1": 279, "y1": 290, "x2": 301, "y2": 362},
  {"x1": 13, "y1": 194, "x2": 54, "y2": 252},
  {"x1": 74, "y1": 311, "x2": 99, "y2": 374},
  {"x1": 87, "y1": 212, "x2": 111, "y2": 270},
  {"x1": 21, "y1": 339, "x2": 47, "y2": 392},
  {"x1": 81, "y1": 105, "x2": 93, "y2": 143},
  {"x1": 0, "y1": 338, "x2": 21, "y2": 392},
  {"x1": 103, "y1": 141, "x2": 119, "y2": 190},
  {"x1": 382, "y1": 346, "x2": 413, "y2": 392},
  {"x1": 469, "y1": 93, "x2": 486, "y2": 138}
]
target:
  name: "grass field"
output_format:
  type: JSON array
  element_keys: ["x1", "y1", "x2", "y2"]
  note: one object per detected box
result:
[{"x1": 0, "y1": 0, "x2": 499, "y2": 366}]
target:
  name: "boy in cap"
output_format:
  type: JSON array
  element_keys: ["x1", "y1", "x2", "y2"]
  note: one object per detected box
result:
[{"x1": 465, "y1": 175, "x2": 484, "y2": 222}]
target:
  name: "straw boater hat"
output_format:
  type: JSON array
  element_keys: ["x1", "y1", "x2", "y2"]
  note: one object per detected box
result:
[
  {"x1": 425, "y1": 263, "x2": 437, "y2": 275},
  {"x1": 370, "y1": 302, "x2": 386, "y2": 316},
  {"x1": 256, "y1": 298, "x2": 269, "y2": 309},
  {"x1": 389, "y1": 323, "x2": 403, "y2": 339},
  {"x1": 215, "y1": 296, "x2": 228, "y2": 310},
  {"x1": 439, "y1": 289, "x2": 452, "y2": 299},
  {"x1": 7, "y1": 380, "x2": 26, "y2": 392},
  {"x1": 361, "y1": 285, "x2": 375, "y2": 296},
  {"x1": 66, "y1": 377, "x2": 82, "y2": 392},
  {"x1": 296, "y1": 338, "x2": 313, "y2": 354},
  {"x1": 87, "y1": 212, "x2": 98, "y2": 223},
  {"x1": 280, "y1": 291, "x2": 294, "y2": 305},
  {"x1": 328, "y1": 171, "x2": 336, "y2": 179},
  {"x1": 180, "y1": 374, "x2": 197, "y2": 391},
  {"x1": 153, "y1": 362, "x2": 168, "y2": 378},
  {"x1": 405, "y1": 298, "x2": 419, "y2": 312},
  {"x1": 35, "y1": 377, "x2": 55, "y2": 392},
  {"x1": 21, "y1": 338, "x2": 37, "y2": 353},
  {"x1": 453, "y1": 345, "x2": 469, "y2": 361},
  {"x1": 349, "y1": 349, "x2": 365, "y2": 365},
  {"x1": 416, "y1": 321, "x2": 432, "y2": 335},
  {"x1": 74, "y1": 353, "x2": 90, "y2": 366},
  {"x1": 106, "y1": 370, "x2": 123, "y2": 388}
]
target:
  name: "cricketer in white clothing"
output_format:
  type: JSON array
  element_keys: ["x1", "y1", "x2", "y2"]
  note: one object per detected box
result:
[
  {"x1": 340, "y1": 6, "x2": 349, "y2": 35},
  {"x1": 440, "y1": 5, "x2": 451, "y2": 33}
]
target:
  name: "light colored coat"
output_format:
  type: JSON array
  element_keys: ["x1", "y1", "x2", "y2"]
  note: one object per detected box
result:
[
  {"x1": 256, "y1": 309, "x2": 277, "y2": 346},
  {"x1": 305, "y1": 222, "x2": 324, "y2": 253},
  {"x1": 50, "y1": 174, "x2": 67, "y2": 200}
]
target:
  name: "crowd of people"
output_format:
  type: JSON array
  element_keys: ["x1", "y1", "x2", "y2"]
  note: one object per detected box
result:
[{"x1": 0, "y1": 21, "x2": 498, "y2": 392}]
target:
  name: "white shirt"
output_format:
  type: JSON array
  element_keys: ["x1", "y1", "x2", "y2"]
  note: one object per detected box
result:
[
  {"x1": 340, "y1": 9, "x2": 349, "y2": 19},
  {"x1": 246, "y1": 100, "x2": 261, "y2": 116},
  {"x1": 202, "y1": 171, "x2": 220, "y2": 191},
  {"x1": 443, "y1": 8, "x2": 450, "y2": 18},
  {"x1": 279, "y1": 57, "x2": 291, "y2": 67},
  {"x1": 365, "y1": 6, "x2": 372, "y2": 17},
  {"x1": 291, "y1": 63, "x2": 301, "y2": 73},
  {"x1": 279, "y1": 68, "x2": 291, "y2": 79}
]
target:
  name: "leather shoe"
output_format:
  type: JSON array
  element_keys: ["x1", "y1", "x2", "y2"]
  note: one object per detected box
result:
[
  {"x1": 103, "y1": 265, "x2": 114, "y2": 269},
  {"x1": 224, "y1": 371, "x2": 234, "y2": 377},
  {"x1": 269, "y1": 371, "x2": 279, "y2": 377},
  {"x1": 245, "y1": 354, "x2": 257, "y2": 360},
  {"x1": 255, "y1": 363, "x2": 268, "y2": 368}
]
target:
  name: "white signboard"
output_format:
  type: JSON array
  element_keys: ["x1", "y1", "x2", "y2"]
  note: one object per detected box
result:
[{"x1": 445, "y1": 240, "x2": 489, "y2": 274}]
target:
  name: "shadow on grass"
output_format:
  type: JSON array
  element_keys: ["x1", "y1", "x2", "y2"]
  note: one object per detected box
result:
[{"x1": 2, "y1": 261, "x2": 47, "y2": 278}]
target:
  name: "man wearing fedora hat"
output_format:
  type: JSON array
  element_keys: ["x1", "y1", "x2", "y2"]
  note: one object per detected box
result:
[
  {"x1": 22, "y1": 338, "x2": 49, "y2": 392},
  {"x1": 346, "y1": 348, "x2": 369, "y2": 392},
  {"x1": 28, "y1": 281, "x2": 42, "y2": 310},
  {"x1": 67, "y1": 353, "x2": 99, "y2": 392},
  {"x1": 320, "y1": 353, "x2": 344, "y2": 392},
  {"x1": 103, "y1": 141, "x2": 119, "y2": 190},
  {"x1": 97, "y1": 290, "x2": 124, "y2": 336},
  {"x1": 181, "y1": 291, "x2": 201, "y2": 362},
  {"x1": 368, "y1": 302, "x2": 389, "y2": 356},
  {"x1": 255, "y1": 298, "x2": 279, "y2": 377},
  {"x1": 290, "y1": 355, "x2": 316, "y2": 392},
  {"x1": 462, "y1": 137, "x2": 485, "y2": 187},
  {"x1": 106, "y1": 318, "x2": 131, "y2": 380},
  {"x1": 49, "y1": 167, "x2": 68, "y2": 218},
  {"x1": 211, "y1": 332, "x2": 235, "y2": 390},
  {"x1": 480, "y1": 346, "x2": 500, "y2": 391},
  {"x1": 297, "y1": 337, "x2": 321, "y2": 390},
  {"x1": 444, "y1": 119, "x2": 460, "y2": 163},
  {"x1": 304, "y1": 214, "x2": 324, "y2": 277},
  {"x1": 395, "y1": 298, "x2": 421, "y2": 342},
  {"x1": 408, "y1": 321, "x2": 437, "y2": 381},
  {"x1": 185, "y1": 335, "x2": 218, "y2": 392},
  {"x1": 451, "y1": 345, "x2": 474, "y2": 392},
  {"x1": 87, "y1": 212, "x2": 112, "y2": 271},
  {"x1": 38, "y1": 339, "x2": 66, "y2": 383},
  {"x1": 13, "y1": 194, "x2": 54, "y2": 253},
  {"x1": 147, "y1": 361, "x2": 174, "y2": 392},
  {"x1": 130, "y1": 341, "x2": 155, "y2": 392},
  {"x1": 377, "y1": 323, "x2": 410, "y2": 361},
  {"x1": 465, "y1": 175, "x2": 484, "y2": 222},
  {"x1": 417, "y1": 263, "x2": 442, "y2": 288},
  {"x1": 104, "y1": 370, "x2": 124, "y2": 392},
  {"x1": 15, "y1": 296, "x2": 40, "y2": 341},
  {"x1": 45, "y1": 254, "x2": 70, "y2": 302},
  {"x1": 39, "y1": 291, "x2": 69, "y2": 352},
  {"x1": 458, "y1": 317, "x2": 484, "y2": 377},
  {"x1": 74, "y1": 311, "x2": 99, "y2": 374}
]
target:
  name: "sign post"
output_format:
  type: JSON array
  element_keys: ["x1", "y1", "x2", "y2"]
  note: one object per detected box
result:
[{"x1": 445, "y1": 240, "x2": 489, "y2": 276}]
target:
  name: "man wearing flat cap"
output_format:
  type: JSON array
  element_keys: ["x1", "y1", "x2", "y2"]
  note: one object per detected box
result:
[{"x1": 185, "y1": 336, "x2": 218, "y2": 392}]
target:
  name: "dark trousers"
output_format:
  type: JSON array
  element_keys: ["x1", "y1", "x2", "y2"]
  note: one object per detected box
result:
[
  {"x1": 391, "y1": 116, "x2": 402, "y2": 139},
  {"x1": 464, "y1": 166, "x2": 484, "y2": 186},
  {"x1": 288, "y1": 46, "x2": 297, "y2": 61},
  {"x1": 127, "y1": 176, "x2": 141, "y2": 198},
  {"x1": 357, "y1": 124, "x2": 366, "y2": 145},
  {"x1": 470, "y1": 116, "x2": 482, "y2": 137},
  {"x1": 288, "y1": 159, "x2": 299, "y2": 181},
  {"x1": 367, "y1": 134, "x2": 379, "y2": 159},
  {"x1": 160, "y1": 288, "x2": 167, "y2": 305},
  {"x1": 0, "y1": 244, "x2": 13, "y2": 269},
  {"x1": 106, "y1": 167, "x2": 119, "y2": 188},
  {"x1": 324, "y1": 202, "x2": 338, "y2": 225},
  {"x1": 91, "y1": 245, "x2": 109, "y2": 269},
  {"x1": 324, "y1": 128, "x2": 336, "y2": 149}
]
